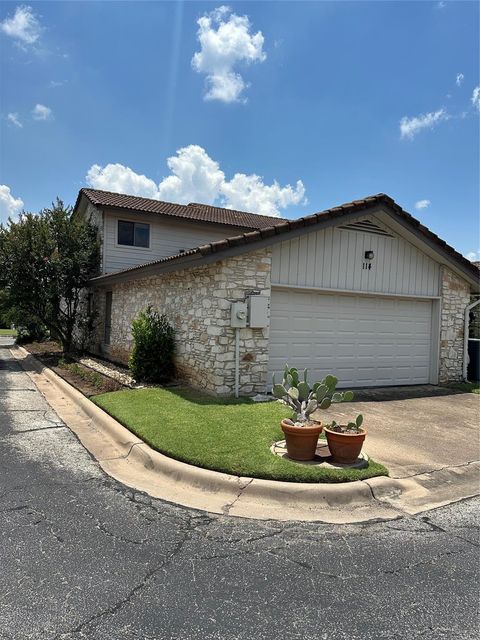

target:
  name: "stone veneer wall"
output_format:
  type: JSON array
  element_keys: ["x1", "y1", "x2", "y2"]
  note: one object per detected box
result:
[
  {"x1": 94, "y1": 247, "x2": 272, "y2": 395},
  {"x1": 439, "y1": 267, "x2": 470, "y2": 383}
]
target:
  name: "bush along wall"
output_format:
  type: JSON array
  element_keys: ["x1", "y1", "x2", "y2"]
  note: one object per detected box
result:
[{"x1": 129, "y1": 306, "x2": 175, "y2": 383}]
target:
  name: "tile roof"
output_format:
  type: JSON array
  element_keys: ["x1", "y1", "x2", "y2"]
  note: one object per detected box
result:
[
  {"x1": 90, "y1": 193, "x2": 480, "y2": 287},
  {"x1": 78, "y1": 188, "x2": 285, "y2": 230}
]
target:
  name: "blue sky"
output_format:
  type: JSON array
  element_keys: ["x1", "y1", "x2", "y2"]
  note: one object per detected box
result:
[{"x1": 1, "y1": 1, "x2": 479, "y2": 259}]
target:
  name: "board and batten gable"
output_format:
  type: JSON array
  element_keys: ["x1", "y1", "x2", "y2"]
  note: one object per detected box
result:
[
  {"x1": 102, "y1": 210, "x2": 253, "y2": 274},
  {"x1": 271, "y1": 214, "x2": 440, "y2": 297}
]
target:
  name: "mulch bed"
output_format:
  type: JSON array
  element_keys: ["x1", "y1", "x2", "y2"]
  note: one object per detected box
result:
[
  {"x1": 22, "y1": 341, "x2": 124, "y2": 397},
  {"x1": 22, "y1": 340, "x2": 63, "y2": 356}
]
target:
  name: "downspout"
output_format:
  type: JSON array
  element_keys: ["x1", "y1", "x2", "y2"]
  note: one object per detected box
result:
[
  {"x1": 234, "y1": 327, "x2": 240, "y2": 398},
  {"x1": 463, "y1": 297, "x2": 480, "y2": 381}
]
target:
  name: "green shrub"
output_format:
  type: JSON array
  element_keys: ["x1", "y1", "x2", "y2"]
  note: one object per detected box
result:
[
  {"x1": 15, "y1": 319, "x2": 49, "y2": 344},
  {"x1": 129, "y1": 306, "x2": 175, "y2": 383}
]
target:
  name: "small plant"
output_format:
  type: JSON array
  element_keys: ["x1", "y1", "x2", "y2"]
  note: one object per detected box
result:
[
  {"x1": 272, "y1": 365, "x2": 354, "y2": 426},
  {"x1": 129, "y1": 306, "x2": 175, "y2": 383},
  {"x1": 58, "y1": 359, "x2": 104, "y2": 389},
  {"x1": 325, "y1": 414, "x2": 367, "y2": 464},
  {"x1": 329, "y1": 414, "x2": 364, "y2": 434}
]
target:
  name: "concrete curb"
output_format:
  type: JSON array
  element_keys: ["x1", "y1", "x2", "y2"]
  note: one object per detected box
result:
[{"x1": 11, "y1": 346, "x2": 480, "y2": 523}]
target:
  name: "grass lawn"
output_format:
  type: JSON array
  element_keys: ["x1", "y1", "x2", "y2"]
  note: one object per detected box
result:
[
  {"x1": 447, "y1": 381, "x2": 480, "y2": 394},
  {"x1": 93, "y1": 387, "x2": 388, "y2": 483},
  {"x1": 0, "y1": 328, "x2": 17, "y2": 336}
]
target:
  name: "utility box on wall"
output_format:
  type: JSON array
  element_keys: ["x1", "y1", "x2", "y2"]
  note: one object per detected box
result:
[
  {"x1": 248, "y1": 295, "x2": 269, "y2": 328},
  {"x1": 230, "y1": 301, "x2": 248, "y2": 328}
]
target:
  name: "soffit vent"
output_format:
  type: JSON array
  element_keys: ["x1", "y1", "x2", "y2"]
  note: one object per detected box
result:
[{"x1": 338, "y1": 219, "x2": 394, "y2": 237}]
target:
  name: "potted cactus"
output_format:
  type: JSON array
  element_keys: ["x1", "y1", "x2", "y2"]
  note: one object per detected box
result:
[
  {"x1": 272, "y1": 366, "x2": 354, "y2": 461},
  {"x1": 324, "y1": 415, "x2": 366, "y2": 464}
]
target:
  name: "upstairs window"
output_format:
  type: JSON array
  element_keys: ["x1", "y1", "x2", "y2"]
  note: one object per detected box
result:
[{"x1": 117, "y1": 220, "x2": 150, "y2": 248}]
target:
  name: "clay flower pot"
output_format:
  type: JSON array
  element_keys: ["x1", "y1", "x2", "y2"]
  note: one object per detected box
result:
[
  {"x1": 324, "y1": 426, "x2": 367, "y2": 464},
  {"x1": 280, "y1": 419, "x2": 323, "y2": 461}
]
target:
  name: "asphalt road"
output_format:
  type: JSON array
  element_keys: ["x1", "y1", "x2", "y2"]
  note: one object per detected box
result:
[{"x1": 0, "y1": 339, "x2": 478, "y2": 640}]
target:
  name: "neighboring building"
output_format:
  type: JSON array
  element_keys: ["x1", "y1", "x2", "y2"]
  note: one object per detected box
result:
[{"x1": 74, "y1": 189, "x2": 479, "y2": 395}]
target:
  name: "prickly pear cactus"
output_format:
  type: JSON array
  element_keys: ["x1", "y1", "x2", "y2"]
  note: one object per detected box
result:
[{"x1": 272, "y1": 365, "x2": 355, "y2": 426}]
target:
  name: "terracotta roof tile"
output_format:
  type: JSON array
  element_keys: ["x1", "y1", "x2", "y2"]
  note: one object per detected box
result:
[{"x1": 79, "y1": 188, "x2": 284, "y2": 229}]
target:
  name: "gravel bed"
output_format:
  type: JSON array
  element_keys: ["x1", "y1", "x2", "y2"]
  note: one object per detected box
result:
[{"x1": 76, "y1": 356, "x2": 136, "y2": 387}]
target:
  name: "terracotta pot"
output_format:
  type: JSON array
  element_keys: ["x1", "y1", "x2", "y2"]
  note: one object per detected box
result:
[
  {"x1": 324, "y1": 427, "x2": 367, "y2": 464},
  {"x1": 280, "y1": 419, "x2": 323, "y2": 461}
]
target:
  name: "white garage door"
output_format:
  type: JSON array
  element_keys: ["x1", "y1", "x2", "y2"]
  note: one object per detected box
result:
[{"x1": 268, "y1": 288, "x2": 433, "y2": 387}]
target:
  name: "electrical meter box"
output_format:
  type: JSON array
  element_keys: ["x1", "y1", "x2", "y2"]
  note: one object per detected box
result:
[
  {"x1": 230, "y1": 301, "x2": 248, "y2": 328},
  {"x1": 248, "y1": 295, "x2": 269, "y2": 328}
]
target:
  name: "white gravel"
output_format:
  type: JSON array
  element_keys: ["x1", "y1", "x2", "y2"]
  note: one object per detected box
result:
[{"x1": 76, "y1": 356, "x2": 136, "y2": 387}]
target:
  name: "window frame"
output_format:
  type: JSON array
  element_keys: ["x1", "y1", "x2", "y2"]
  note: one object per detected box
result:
[{"x1": 116, "y1": 219, "x2": 151, "y2": 250}]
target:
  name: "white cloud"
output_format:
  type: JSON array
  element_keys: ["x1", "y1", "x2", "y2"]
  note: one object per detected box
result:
[
  {"x1": 86, "y1": 145, "x2": 306, "y2": 217},
  {"x1": 436, "y1": 1, "x2": 446, "y2": 9},
  {"x1": 7, "y1": 112, "x2": 23, "y2": 128},
  {"x1": 0, "y1": 5, "x2": 42, "y2": 47},
  {"x1": 86, "y1": 164, "x2": 160, "y2": 199},
  {"x1": 32, "y1": 103, "x2": 52, "y2": 121},
  {"x1": 400, "y1": 108, "x2": 449, "y2": 139},
  {"x1": 414, "y1": 199, "x2": 431, "y2": 210},
  {"x1": 472, "y1": 86, "x2": 480, "y2": 112},
  {"x1": 48, "y1": 80, "x2": 65, "y2": 88},
  {"x1": 220, "y1": 173, "x2": 305, "y2": 217},
  {"x1": 157, "y1": 145, "x2": 225, "y2": 204},
  {"x1": 465, "y1": 251, "x2": 480, "y2": 262},
  {"x1": 192, "y1": 6, "x2": 266, "y2": 103},
  {"x1": 456, "y1": 73, "x2": 464, "y2": 87},
  {"x1": 0, "y1": 185, "x2": 24, "y2": 224}
]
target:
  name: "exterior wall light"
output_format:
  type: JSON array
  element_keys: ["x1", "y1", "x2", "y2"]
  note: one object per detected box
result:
[{"x1": 364, "y1": 250, "x2": 375, "y2": 260}]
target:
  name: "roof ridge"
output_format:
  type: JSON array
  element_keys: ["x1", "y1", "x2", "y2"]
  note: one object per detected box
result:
[
  {"x1": 81, "y1": 187, "x2": 177, "y2": 209},
  {"x1": 78, "y1": 187, "x2": 288, "y2": 228},
  {"x1": 185, "y1": 201, "x2": 286, "y2": 221},
  {"x1": 81, "y1": 188, "x2": 286, "y2": 222}
]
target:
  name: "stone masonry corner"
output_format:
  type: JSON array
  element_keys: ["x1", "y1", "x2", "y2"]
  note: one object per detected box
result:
[{"x1": 439, "y1": 266, "x2": 470, "y2": 383}]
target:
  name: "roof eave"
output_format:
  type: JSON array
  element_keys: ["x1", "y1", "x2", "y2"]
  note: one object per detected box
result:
[
  {"x1": 89, "y1": 201, "x2": 387, "y2": 287},
  {"x1": 87, "y1": 194, "x2": 479, "y2": 291}
]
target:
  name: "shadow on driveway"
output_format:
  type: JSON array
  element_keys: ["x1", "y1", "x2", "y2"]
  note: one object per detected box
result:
[{"x1": 349, "y1": 384, "x2": 467, "y2": 402}]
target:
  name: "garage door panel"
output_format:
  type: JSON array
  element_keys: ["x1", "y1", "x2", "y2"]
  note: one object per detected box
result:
[{"x1": 268, "y1": 289, "x2": 432, "y2": 387}]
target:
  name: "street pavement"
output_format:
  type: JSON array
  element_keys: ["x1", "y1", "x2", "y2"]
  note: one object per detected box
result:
[{"x1": 0, "y1": 338, "x2": 478, "y2": 640}]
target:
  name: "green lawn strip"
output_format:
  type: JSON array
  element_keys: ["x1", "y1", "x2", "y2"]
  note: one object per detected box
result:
[
  {"x1": 447, "y1": 382, "x2": 480, "y2": 394},
  {"x1": 0, "y1": 328, "x2": 17, "y2": 336},
  {"x1": 92, "y1": 387, "x2": 388, "y2": 483}
]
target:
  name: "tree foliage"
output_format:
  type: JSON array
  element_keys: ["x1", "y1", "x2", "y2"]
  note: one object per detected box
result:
[
  {"x1": 129, "y1": 306, "x2": 175, "y2": 382},
  {"x1": 0, "y1": 200, "x2": 100, "y2": 351}
]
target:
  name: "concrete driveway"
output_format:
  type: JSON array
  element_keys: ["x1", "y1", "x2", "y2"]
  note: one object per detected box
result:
[{"x1": 325, "y1": 386, "x2": 480, "y2": 478}]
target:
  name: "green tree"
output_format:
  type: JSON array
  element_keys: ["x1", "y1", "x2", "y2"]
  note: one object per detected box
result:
[
  {"x1": 0, "y1": 288, "x2": 48, "y2": 341},
  {"x1": 0, "y1": 289, "x2": 10, "y2": 328},
  {"x1": 0, "y1": 199, "x2": 100, "y2": 352}
]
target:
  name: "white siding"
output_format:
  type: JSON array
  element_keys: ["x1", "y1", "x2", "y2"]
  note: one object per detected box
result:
[
  {"x1": 271, "y1": 215, "x2": 440, "y2": 297},
  {"x1": 103, "y1": 212, "x2": 247, "y2": 274}
]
